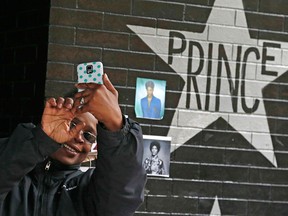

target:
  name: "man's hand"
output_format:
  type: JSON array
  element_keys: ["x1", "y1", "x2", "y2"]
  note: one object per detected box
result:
[
  {"x1": 41, "y1": 97, "x2": 84, "y2": 144},
  {"x1": 74, "y1": 74, "x2": 123, "y2": 132}
]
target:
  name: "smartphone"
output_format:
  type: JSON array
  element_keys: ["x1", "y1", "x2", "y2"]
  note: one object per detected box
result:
[{"x1": 77, "y1": 61, "x2": 104, "y2": 84}]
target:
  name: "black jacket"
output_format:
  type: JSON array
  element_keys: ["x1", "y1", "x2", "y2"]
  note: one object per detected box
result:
[{"x1": 0, "y1": 117, "x2": 146, "y2": 216}]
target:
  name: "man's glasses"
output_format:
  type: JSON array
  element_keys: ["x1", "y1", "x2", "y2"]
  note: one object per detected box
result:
[{"x1": 70, "y1": 121, "x2": 97, "y2": 145}]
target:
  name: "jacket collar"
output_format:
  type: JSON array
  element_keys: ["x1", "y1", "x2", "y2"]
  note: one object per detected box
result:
[
  {"x1": 46, "y1": 158, "x2": 81, "y2": 171},
  {"x1": 33, "y1": 158, "x2": 81, "y2": 173}
]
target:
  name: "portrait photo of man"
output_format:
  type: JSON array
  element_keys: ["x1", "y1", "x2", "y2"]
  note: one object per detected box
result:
[
  {"x1": 142, "y1": 135, "x2": 171, "y2": 177},
  {"x1": 135, "y1": 78, "x2": 166, "y2": 120}
]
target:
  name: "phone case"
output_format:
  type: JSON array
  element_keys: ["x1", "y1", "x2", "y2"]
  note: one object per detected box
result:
[{"x1": 77, "y1": 61, "x2": 103, "y2": 84}]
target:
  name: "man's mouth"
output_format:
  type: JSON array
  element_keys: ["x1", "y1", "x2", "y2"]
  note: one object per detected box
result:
[{"x1": 63, "y1": 144, "x2": 79, "y2": 154}]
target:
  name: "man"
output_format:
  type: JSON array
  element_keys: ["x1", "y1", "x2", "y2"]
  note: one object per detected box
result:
[
  {"x1": 0, "y1": 74, "x2": 147, "y2": 216},
  {"x1": 140, "y1": 81, "x2": 161, "y2": 119},
  {"x1": 143, "y1": 141, "x2": 165, "y2": 175}
]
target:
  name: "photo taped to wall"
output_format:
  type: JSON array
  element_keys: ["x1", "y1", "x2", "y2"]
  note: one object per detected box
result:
[
  {"x1": 142, "y1": 135, "x2": 171, "y2": 177},
  {"x1": 135, "y1": 77, "x2": 166, "y2": 120}
]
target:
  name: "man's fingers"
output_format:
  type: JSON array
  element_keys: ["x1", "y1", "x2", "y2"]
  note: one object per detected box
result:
[
  {"x1": 64, "y1": 97, "x2": 74, "y2": 109},
  {"x1": 56, "y1": 97, "x2": 65, "y2": 109},
  {"x1": 75, "y1": 83, "x2": 98, "y2": 93},
  {"x1": 45, "y1": 97, "x2": 75, "y2": 112},
  {"x1": 45, "y1": 98, "x2": 57, "y2": 108},
  {"x1": 103, "y1": 73, "x2": 118, "y2": 97},
  {"x1": 74, "y1": 102, "x2": 89, "y2": 114},
  {"x1": 75, "y1": 83, "x2": 89, "y2": 89},
  {"x1": 73, "y1": 96, "x2": 90, "y2": 113},
  {"x1": 74, "y1": 88, "x2": 93, "y2": 99}
]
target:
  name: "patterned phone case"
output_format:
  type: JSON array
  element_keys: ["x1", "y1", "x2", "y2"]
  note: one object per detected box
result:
[{"x1": 77, "y1": 61, "x2": 103, "y2": 84}]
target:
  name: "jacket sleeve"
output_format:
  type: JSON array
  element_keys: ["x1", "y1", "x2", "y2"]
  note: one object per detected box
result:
[
  {"x1": 0, "y1": 123, "x2": 61, "y2": 201},
  {"x1": 87, "y1": 117, "x2": 147, "y2": 216}
]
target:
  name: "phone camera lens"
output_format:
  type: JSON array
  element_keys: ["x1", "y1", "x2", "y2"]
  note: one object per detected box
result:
[{"x1": 86, "y1": 65, "x2": 93, "y2": 74}]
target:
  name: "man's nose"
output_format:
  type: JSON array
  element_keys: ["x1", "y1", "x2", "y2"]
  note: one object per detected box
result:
[{"x1": 74, "y1": 131, "x2": 85, "y2": 143}]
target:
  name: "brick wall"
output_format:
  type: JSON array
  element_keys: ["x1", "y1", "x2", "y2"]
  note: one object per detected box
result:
[
  {"x1": 0, "y1": 0, "x2": 50, "y2": 137},
  {"x1": 48, "y1": 0, "x2": 288, "y2": 215}
]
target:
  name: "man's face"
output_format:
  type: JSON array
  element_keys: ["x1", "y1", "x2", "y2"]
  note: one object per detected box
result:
[
  {"x1": 50, "y1": 112, "x2": 98, "y2": 165},
  {"x1": 147, "y1": 87, "x2": 154, "y2": 97},
  {"x1": 151, "y1": 145, "x2": 158, "y2": 156}
]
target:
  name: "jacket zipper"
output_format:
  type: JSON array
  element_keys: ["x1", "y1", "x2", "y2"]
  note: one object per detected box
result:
[
  {"x1": 34, "y1": 160, "x2": 51, "y2": 216},
  {"x1": 42, "y1": 160, "x2": 51, "y2": 215},
  {"x1": 45, "y1": 160, "x2": 51, "y2": 170}
]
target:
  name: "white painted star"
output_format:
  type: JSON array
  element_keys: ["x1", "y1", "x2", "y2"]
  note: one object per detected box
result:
[
  {"x1": 210, "y1": 196, "x2": 221, "y2": 216},
  {"x1": 128, "y1": 0, "x2": 288, "y2": 167}
]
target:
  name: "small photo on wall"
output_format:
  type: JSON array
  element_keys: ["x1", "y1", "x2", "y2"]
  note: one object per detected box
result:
[
  {"x1": 135, "y1": 77, "x2": 166, "y2": 120},
  {"x1": 142, "y1": 135, "x2": 171, "y2": 177}
]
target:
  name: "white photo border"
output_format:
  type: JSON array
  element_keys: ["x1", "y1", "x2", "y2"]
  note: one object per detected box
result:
[{"x1": 142, "y1": 135, "x2": 172, "y2": 177}]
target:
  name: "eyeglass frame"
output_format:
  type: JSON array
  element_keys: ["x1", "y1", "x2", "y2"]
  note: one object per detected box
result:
[{"x1": 69, "y1": 121, "x2": 97, "y2": 145}]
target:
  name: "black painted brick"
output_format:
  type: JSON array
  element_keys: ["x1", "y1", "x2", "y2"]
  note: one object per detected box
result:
[
  {"x1": 50, "y1": 8, "x2": 103, "y2": 29},
  {"x1": 163, "y1": 91, "x2": 182, "y2": 108},
  {"x1": 103, "y1": 13, "x2": 156, "y2": 33},
  {"x1": 133, "y1": 0, "x2": 184, "y2": 21},
  {"x1": 104, "y1": 67, "x2": 128, "y2": 86},
  {"x1": 129, "y1": 34, "x2": 154, "y2": 53},
  {"x1": 185, "y1": 5, "x2": 213, "y2": 23},
  {"x1": 218, "y1": 199, "x2": 248, "y2": 215},
  {"x1": 134, "y1": 212, "x2": 167, "y2": 216},
  {"x1": 103, "y1": 49, "x2": 155, "y2": 70},
  {"x1": 222, "y1": 183, "x2": 270, "y2": 200},
  {"x1": 198, "y1": 198, "x2": 248, "y2": 215},
  {"x1": 242, "y1": 0, "x2": 260, "y2": 12},
  {"x1": 224, "y1": 148, "x2": 273, "y2": 167},
  {"x1": 173, "y1": 180, "x2": 222, "y2": 197},
  {"x1": 170, "y1": 162, "x2": 200, "y2": 179},
  {"x1": 50, "y1": 0, "x2": 77, "y2": 8},
  {"x1": 76, "y1": 29, "x2": 129, "y2": 50},
  {"x1": 158, "y1": 19, "x2": 206, "y2": 33},
  {"x1": 248, "y1": 201, "x2": 288, "y2": 215},
  {"x1": 245, "y1": 12, "x2": 284, "y2": 32},
  {"x1": 117, "y1": 87, "x2": 135, "y2": 106},
  {"x1": 285, "y1": 17, "x2": 288, "y2": 32},
  {"x1": 49, "y1": 26, "x2": 75, "y2": 45},
  {"x1": 273, "y1": 152, "x2": 288, "y2": 168},
  {"x1": 174, "y1": 145, "x2": 225, "y2": 164},
  {"x1": 259, "y1": 29, "x2": 288, "y2": 43},
  {"x1": 271, "y1": 185, "x2": 288, "y2": 202},
  {"x1": 145, "y1": 195, "x2": 198, "y2": 213},
  {"x1": 78, "y1": 0, "x2": 131, "y2": 15},
  {"x1": 47, "y1": 63, "x2": 74, "y2": 81},
  {"x1": 48, "y1": 44, "x2": 102, "y2": 64},
  {"x1": 249, "y1": 167, "x2": 288, "y2": 184},
  {"x1": 145, "y1": 178, "x2": 173, "y2": 196},
  {"x1": 159, "y1": 0, "x2": 209, "y2": 5},
  {"x1": 259, "y1": 0, "x2": 288, "y2": 15},
  {"x1": 45, "y1": 80, "x2": 75, "y2": 98},
  {"x1": 199, "y1": 164, "x2": 249, "y2": 182}
]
